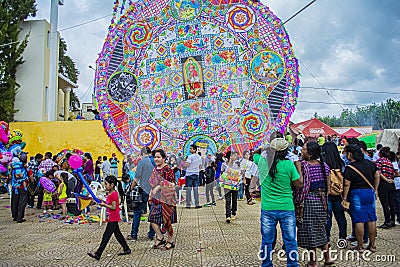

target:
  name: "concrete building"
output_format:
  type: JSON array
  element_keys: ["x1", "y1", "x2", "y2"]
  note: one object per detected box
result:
[
  {"x1": 81, "y1": 103, "x2": 97, "y2": 120},
  {"x1": 14, "y1": 19, "x2": 77, "y2": 122}
]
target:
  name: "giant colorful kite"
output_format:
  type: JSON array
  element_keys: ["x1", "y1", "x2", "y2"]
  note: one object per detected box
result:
[{"x1": 95, "y1": 0, "x2": 299, "y2": 155}]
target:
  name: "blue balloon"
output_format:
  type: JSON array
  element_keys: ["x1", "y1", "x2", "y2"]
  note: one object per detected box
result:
[{"x1": 73, "y1": 167, "x2": 102, "y2": 203}]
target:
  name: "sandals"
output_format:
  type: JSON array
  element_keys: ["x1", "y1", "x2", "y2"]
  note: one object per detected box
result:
[
  {"x1": 161, "y1": 241, "x2": 175, "y2": 251},
  {"x1": 350, "y1": 245, "x2": 365, "y2": 253},
  {"x1": 152, "y1": 237, "x2": 166, "y2": 249},
  {"x1": 367, "y1": 245, "x2": 377, "y2": 253}
]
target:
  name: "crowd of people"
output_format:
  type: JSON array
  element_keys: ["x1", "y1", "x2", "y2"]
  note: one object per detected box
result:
[{"x1": 2, "y1": 133, "x2": 400, "y2": 265}]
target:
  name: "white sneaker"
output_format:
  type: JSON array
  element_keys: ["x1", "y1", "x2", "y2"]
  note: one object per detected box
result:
[
  {"x1": 396, "y1": 221, "x2": 400, "y2": 226},
  {"x1": 43, "y1": 210, "x2": 47, "y2": 214},
  {"x1": 48, "y1": 209, "x2": 53, "y2": 213}
]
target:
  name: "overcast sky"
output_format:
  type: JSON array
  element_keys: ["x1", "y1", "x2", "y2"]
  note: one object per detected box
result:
[{"x1": 33, "y1": 0, "x2": 400, "y2": 122}]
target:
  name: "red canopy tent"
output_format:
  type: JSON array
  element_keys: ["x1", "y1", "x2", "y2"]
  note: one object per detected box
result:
[
  {"x1": 290, "y1": 118, "x2": 338, "y2": 138},
  {"x1": 342, "y1": 128, "x2": 361, "y2": 138}
]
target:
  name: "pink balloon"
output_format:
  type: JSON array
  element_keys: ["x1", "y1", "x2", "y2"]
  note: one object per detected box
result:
[{"x1": 68, "y1": 154, "x2": 83, "y2": 169}]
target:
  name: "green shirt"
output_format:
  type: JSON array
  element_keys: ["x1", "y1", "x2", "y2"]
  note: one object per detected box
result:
[
  {"x1": 253, "y1": 152, "x2": 300, "y2": 211},
  {"x1": 317, "y1": 136, "x2": 325, "y2": 145}
]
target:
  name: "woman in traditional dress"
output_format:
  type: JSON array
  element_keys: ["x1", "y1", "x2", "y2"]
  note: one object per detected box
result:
[
  {"x1": 295, "y1": 141, "x2": 335, "y2": 267},
  {"x1": 148, "y1": 149, "x2": 177, "y2": 250}
]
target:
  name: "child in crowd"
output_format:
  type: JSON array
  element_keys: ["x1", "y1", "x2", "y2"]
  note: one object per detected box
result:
[
  {"x1": 204, "y1": 161, "x2": 216, "y2": 207},
  {"x1": 119, "y1": 173, "x2": 131, "y2": 219},
  {"x1": 88, "y1": 175, "x2": 131, "y2": 260},
  {"x1": 57, "y1": 172, "x2": 68, "y2": 216},
  {"x1": 43, "y1": 189, "x2": 53, "y2": 213},
  {"x1": 81, "y1": 183, "x2": 91, "y2": 215}
]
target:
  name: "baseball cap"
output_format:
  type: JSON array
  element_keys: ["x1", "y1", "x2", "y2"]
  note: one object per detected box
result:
[{"x1": 270, "y1": 138, "x2": 288, "y2": 151}]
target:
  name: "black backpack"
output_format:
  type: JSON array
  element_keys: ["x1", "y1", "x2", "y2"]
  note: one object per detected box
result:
[{"x1": 125, "y1": 186, "x2": 143, "y2": 211}]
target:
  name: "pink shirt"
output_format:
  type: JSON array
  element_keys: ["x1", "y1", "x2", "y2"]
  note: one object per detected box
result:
[{"x1": 106, "y1": 191, "x2": 120, "y2": 222}]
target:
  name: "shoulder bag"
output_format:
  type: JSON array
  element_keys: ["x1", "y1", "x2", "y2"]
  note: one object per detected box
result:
[{"x1": 342, "y1": 165, "x2": 375, "y2": 209}]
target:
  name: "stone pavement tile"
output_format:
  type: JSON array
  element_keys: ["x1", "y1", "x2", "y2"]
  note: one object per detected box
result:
[
  {"x1": 138, "y1": 259, "x2": 173, "y2": 267},
  {"x1": 201, "y1": 257, "x2": 234, "y2": 267},
  {"x1": 170, "y1": 258, "x2": 202, "y2": 267},
  {"x1": 230, "y1": 255, "x2": 260, "y2": 267},
  {"x1": 0, "y1": 261, "x2": 13, "y2": 267}
]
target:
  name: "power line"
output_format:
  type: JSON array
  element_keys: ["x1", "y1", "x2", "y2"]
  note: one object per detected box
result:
[
  {"x1": 59, "y1": 14, "x2": 112, "y2": 32},
  {"x1": 282, "y1": 0, "x2": 318, "y2": 25},
  {"x1": 0, "y1": 13, "x2": 112, "y2": 48},
  {"x1": 298, "y1": 100, "x2": 364, "y2": 106},
  {"x1": 298, "y1": 60, "x2": 371, "y2": 134},
  {"x1": 301, "y1": 86, "x2": 399, "y2": 95}
]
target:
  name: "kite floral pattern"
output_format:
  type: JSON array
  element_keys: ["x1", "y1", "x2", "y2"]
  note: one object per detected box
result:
[{"x1": 95, "y1": 0, "x2": 300, "y2": 155}]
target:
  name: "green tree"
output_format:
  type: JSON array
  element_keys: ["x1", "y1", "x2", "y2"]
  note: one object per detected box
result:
[
  {"x1": 318, "y1": 99, "x2": 400, "y2": 129},
  {"x1": 58, "y1": 38, "x2": 80, "y2": 110},
  {"x1": 0, "y1": 0, "x2": 36, "y2": 122}
]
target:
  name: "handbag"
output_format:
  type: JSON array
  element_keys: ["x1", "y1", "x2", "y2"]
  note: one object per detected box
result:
[
  {"x1": 341, "y1": 199, "x2": 350, "y2": 210},
  {"x1": 294, "y1": 202, "x2": 304, "y2": 224}
]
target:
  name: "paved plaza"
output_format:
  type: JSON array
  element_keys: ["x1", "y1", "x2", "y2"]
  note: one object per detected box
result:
[{"x1": 0, "y1": 191, "x2": 399, "y2": 267}]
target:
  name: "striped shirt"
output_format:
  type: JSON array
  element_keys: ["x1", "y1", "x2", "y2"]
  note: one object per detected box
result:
[{"x1": 376, "y1": 157, "x2": 395, "y2": 178}]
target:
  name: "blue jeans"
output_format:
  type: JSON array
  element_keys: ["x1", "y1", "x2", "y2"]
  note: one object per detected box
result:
[
  {"x1": 130, "y1": 192, "x2": 155, "y2": 239},
  {"x1": 186, "y1": 174, "x2": 199, "y2": 207},
  {"x1": 326, "y1": 196, "x2": 347, "y2": 240},
  {"x1": 111, "y1": 168, "x2": 118, "y2": 178},
  {"x1": 238, "y1": 183, "x2": 244, "y2": 199},
  {"x1": 260, "y1": 210, "x2": 298, "y2": 267},
  {"x1": 94, "y1": 174, "x2": 101, "y2": 183}
]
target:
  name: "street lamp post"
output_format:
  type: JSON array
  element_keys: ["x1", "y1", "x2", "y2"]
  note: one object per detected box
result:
[{"x1": 48, "y1": 0, "x2": 63, "y2": 121}]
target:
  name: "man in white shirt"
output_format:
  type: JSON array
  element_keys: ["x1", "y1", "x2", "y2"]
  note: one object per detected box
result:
[
  {"x1": 185, "y1": 144, "x2": 202, "y2": 209},
  {"x1": 373, "y1": 144, "x2": 382, "y2": 162}
]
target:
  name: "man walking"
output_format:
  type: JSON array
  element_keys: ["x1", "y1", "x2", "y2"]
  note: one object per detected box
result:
[
  {"x1": 101, "y1": 156, "x2": 111, "y2": 180},
  {"x1": 185, "y1": 144, "x2": 202, "y2": 209},
  {"x1": 126, "y1": 146, "x2": 155, "y2": 241},
  {"x1": 94, "y1": 156, "x2": 102, "y2": 183},
  {"x1": 110, "y1": 153, "x2": 119, "y2": 178}
]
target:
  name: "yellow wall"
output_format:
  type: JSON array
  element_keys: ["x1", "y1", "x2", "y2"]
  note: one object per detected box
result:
[{"x1": 10, "y1": 121, "x2": 124, "y2": 175}]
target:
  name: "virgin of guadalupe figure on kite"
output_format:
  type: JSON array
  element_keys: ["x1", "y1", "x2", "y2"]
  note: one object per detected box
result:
[
  {"x1": 184, "y1": 57, "x2": 204, "y2": 99},
  {"x1": 94, "y1": 0, "x2": 300, "y2": 156}
]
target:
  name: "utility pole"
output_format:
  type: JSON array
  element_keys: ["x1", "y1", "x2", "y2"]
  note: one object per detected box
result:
[{"x1": 48, "y1": 0, "x2": 64, "y2": 121}]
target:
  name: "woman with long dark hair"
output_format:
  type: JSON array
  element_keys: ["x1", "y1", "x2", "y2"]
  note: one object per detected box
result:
[
  {"x1": 295, "y1": 141, "x2": 335, "y2": 267},
  {"x1": 321, "y1": 142, "x2": 347, "y2": 243},
  {"x1": 148, "y1": 149, "x2": 177, "y2": 250},
  {"x1": 83, "y1": 153, "x2": 94, "y2": 182},
  {"x1": 342, "y1": 144, "x2": 379, "y2": 252},
  {"x1": 254, "y1": 138, "x2": 303, "y2": 267}
]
